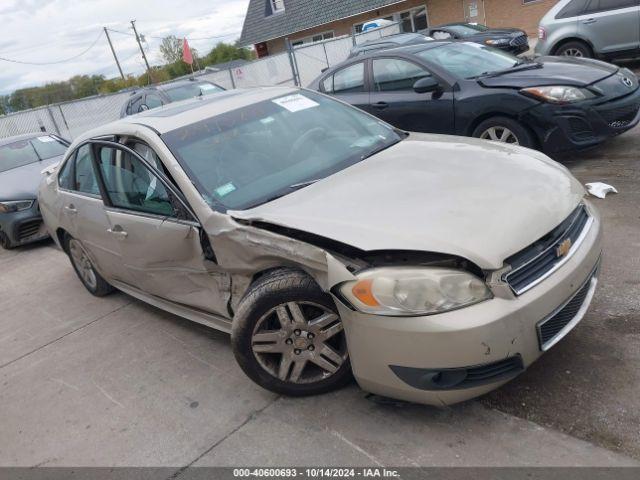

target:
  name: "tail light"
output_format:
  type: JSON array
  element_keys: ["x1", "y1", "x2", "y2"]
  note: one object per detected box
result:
[{"x1": 538, "y1": 26, "x2": 546, "y2": 40}]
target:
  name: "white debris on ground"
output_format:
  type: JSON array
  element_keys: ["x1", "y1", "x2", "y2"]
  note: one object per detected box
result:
[{"x1": 585, "y1": 182, "x2": 618, "y2": 199}]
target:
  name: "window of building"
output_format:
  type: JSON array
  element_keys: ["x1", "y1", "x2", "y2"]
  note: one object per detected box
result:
[
  {"x1": 270, "y1": 0, "x2": 285, "y2": 14},
  {"x1": 291, "y1": 31, "x2": 334, "y2": 47},
  {"x1": 354, "y1": 6, "x2": 428, "y2": 34}
]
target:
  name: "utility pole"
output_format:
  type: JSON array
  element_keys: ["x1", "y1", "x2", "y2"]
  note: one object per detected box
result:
[
  {"x1": 130, "y1": 20, "x2": 153, "y2": 83},
  {"x1": 104, "y1": 27, "x2": 125, "y2": 80}
]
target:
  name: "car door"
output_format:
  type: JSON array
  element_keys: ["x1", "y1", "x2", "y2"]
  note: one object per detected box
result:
[
  {"x1": 92, "y1": 141, "x2": 231, "y2": 317},
  {"x1": 579, "y1": 0, "x2": 640, "y2": 55},
  {"x1": 368, "y1": 56, "x2": 455, "y2": 134},
  {"x1": 55, "y1": 144, "x2": 131, "y2": 283},
  {"x1": 321, "y1": 61, "x2": 370, "y2": 111}
]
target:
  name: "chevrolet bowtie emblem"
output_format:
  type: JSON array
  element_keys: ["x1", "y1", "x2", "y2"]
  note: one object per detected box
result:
[{"x1": 556, "y1": 238, "x2": 572, "y2": 258}]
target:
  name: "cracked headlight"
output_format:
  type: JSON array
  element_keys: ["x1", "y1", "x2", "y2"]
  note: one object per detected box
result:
[
  {"x1": 339, "y1": 267, "x2": 492, "y2": 316},
  {"x1": 0, "y1": 200, "x2": 34, "y2": 213},
  {"x1": 521, "y1": 85, "x2": 596, "y2": 104}
]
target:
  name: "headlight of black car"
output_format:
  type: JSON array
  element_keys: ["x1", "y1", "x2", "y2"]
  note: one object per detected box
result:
[
  {"x1": 485, "y1": 38, "x2": 510, "y2": 46},
  {"x1": 521, "y1": 86, "x2": 596, "y2": 104},
  {"x1": 0, "y1": 200, "x2": 34, "y2": 213}
]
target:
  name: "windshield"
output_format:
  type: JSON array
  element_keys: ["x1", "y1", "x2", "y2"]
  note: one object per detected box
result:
[
  {"x1": 0, "y1": 136, "x2": 67, "y2": 173},
  {"x1": 163, "y1": 91, "x2": 402, "y2": 211},
  {"x1": 416, "y1": 42, "x2": 519, "y2": 79},
  {"x1": 447, "y1": 24, "x2": 489, "y2": 36},
  {"x1": 164, "y1": 82, "x2": 224, "y2": 102}
]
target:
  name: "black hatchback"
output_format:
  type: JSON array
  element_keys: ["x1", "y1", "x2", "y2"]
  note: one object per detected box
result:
[{"x1": 309, "y1": 41, "x2": 640, "y2": 153}]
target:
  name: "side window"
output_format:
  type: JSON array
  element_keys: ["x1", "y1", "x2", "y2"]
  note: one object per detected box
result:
[
  {"x1": 584, "y1": 0, "x2": 638, "y2": 14},
  {"x1": 74, "y1": 145, "x2": 101, "y2": 196},
  {"x1": 57, "y1": 157, "x2": 74, "y2": 190},
  {"x1": 556, "y1": 0, "x2": 588, "y2": 18},
  {"x1": 372, "y1": 58, "x2": 431, "y2": 92},
  {"x1": 322, "y1": 75, "x2": 333, "y2": 93},
  {"x1": 333, "y1": 63, "x2": 365, "y2": 94},
  {"x1": 144, "y1": 94, "x2": 163, "y2": 109},
  {"x1": 127, "y1": 96, "x2": 143, "y2": 115},
  {"x1": 96, "y1": 146, "x2": 175, "y2": 217}
]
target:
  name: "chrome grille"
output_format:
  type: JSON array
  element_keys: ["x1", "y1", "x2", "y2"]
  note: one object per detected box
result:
[
  {"x1": 537, "y1": 263, "x2": 598, "y2": 351},
  {"x1": 504, "y1": 204, "x2": 592, "y2": 295},
  {"x1": 510, "y1": 35, "x2": 528, "y2": 47}
]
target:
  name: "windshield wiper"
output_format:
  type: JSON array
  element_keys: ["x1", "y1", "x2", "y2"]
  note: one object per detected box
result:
[
  {"x1": 360, "y1": 138, "x2": 402, "y2": 161},
  {"x1": 475, "y1": 62, "x2": 543, "y2": 79},
  {"x1": 288, "y1": 179, "x2": 322, "y2": 189},
  {"x1": 249, "y1": 179, "x2": 323, "y2": 208}
]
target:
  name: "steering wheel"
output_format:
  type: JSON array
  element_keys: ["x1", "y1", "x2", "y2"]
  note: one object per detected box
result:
[{"x1": 288, "y1": 127, "x2": 327, "y2": 162}]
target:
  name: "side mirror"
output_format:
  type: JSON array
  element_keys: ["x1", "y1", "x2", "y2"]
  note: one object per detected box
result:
[{"x1": 413, "y1": 76, "x2": 440, "y2": 94}]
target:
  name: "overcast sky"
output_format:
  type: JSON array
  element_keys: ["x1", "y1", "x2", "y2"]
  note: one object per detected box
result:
[{"x1": 0, "y1": 0, "x2": 250, "y2": 94}]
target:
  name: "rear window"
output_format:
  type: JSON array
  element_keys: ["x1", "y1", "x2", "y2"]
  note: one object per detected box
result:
[
  {"x1": 556, "y1": 0, "x2": 588, "y2": 18},
  {"x1": 0, "y1": 136, "x2": 67, "y2": 173},
  {"x1": 163, "y1": 82, "x2": 224, "y2": 102}
]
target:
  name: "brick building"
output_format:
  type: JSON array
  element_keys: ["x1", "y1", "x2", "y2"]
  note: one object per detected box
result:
[{"x1": 239, "y1": 0, "x2": 560, "y2": 57}]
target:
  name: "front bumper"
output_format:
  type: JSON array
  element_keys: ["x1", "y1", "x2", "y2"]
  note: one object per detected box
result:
[
  {"x1": 335, "y1": 204, "x2": 602, "y2": 406},
  {"x1": 525, "y1": 87, "x2": 640, "y2": 153},
  {"x1": 0, "y1": 201, "x2": 49, "y2": 248}
]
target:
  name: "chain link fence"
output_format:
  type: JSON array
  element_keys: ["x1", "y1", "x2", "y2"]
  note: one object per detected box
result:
[{"x1": 0, "y1": 22, "x2": 401, "y2": 141}]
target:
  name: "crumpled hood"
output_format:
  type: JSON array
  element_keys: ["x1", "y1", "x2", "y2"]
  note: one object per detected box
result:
[
  {"x1": 0, "y1": 156, "x2": 62, "y2": 200},
  {"x1": 479, "y1": 56, "x2": 618, "y2": 89},
  {"x1": 233, "y1": 134, "x2": 585, "y2": 269}
]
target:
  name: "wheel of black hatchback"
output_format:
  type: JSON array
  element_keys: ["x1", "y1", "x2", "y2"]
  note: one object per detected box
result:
[
  {"x1": 472, "y1": 116, "x2": 536, "y2": 149},
  {"x1": 64, "y1": 234, "x2": 115, "y2": 297},
  {"x1": 555, "y1": 40, "x2": 592, "y2": 58},
  {"x1": 231, "y1": 269, "x2": 352, "y2": 396}
]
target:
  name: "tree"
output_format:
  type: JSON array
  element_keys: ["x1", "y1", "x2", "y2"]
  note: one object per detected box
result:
[
  {"x1": 202, "y1": 41, "x2": 255, "y2": 68},
  {"x1": 159, "y1": 35, "x2": 183, "y2": 64}
]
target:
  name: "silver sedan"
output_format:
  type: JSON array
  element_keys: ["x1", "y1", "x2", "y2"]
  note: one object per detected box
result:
[{"x1": 38, "y1": 87, "x2": 602, "y2": 405}]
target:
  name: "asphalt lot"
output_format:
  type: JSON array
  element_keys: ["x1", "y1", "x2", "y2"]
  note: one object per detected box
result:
[{"x1": 1, "y1": 130, "x2": 639, "y2": 469}]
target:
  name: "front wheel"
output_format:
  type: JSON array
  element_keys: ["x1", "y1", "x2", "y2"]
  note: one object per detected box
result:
[
  {"x1": 231, "y1": 269, "x2": 352, "y2": 396},
  {"x1": 472, "y1": 116, "x2": 536, "y2": 149}
]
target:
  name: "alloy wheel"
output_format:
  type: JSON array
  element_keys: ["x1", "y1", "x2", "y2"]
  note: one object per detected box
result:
[
  {"x1": 251, "y1": 301, "x2": 347, "y2": 384},
  {"x1": 562, "y1": 48, "x2": 583, "y2": 57},
  {"x1": 69, "y1": 239, "x2": 98, "y2": 290},
  {"x1": 480, "y1": 126, "x2": 520, "y2": 145}
]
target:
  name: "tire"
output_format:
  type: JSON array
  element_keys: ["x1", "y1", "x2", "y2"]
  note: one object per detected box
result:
[
  {"x1": 232, "y1": 268, "x2": 352, "y2": 396},
  {"x1": 554, "y1": 40, "x2": 592, "y2": 58},
  {"x1": 0, "y1": 230, "x2": 15, "y2": 249},
  {"x1": 472, "y1": 116, "x2": 536, "y2": 149},
  {"x1": 64, "y1": 234, "x2": 115, "y2": 297}
]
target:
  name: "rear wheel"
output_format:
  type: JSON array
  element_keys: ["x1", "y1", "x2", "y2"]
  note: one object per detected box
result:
[
  {"x1": 65, "y1": 234, "x2": 114, "y2": 297},
  {"x1": 555, "y1": 40, "x2": 592, "y2": 58},
  {"x1": 472, "y1": 116, "x2": 536, "y2": 149},
  {"x1": 232, "y1": 269, "x2": 352, "y2": 396}
]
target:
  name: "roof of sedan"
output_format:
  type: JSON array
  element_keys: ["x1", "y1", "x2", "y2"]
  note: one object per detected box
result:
[{"x1": 82, "y1": 86, "x2": 299, "y2": 139}]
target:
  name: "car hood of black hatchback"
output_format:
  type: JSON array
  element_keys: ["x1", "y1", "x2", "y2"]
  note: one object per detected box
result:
[{"x1": 478, "y1": 56, "x2": 619, "y2": 89}]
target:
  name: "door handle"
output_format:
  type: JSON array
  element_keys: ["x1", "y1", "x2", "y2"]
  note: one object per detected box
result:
[
  {"x1": 372, "y1": 101, "x2": 389, "y2": 110},
  {"x1": 64, "y1": 204, "x2": 77, "y2": 215},
  {"x1": 582, "y1": 18, "x2": 597, "y2": 24},
  {"x1": 107, "y1": 226, "x2": 128, "y2": 238}
]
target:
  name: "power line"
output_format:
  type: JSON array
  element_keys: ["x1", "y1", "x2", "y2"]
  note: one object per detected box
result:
[
  {"x1": 0, "y1": 30, "x2": 104, "y2": 65},
  {"x1": 105, "y1": 27, "x2": 237, "y2": 41}
]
